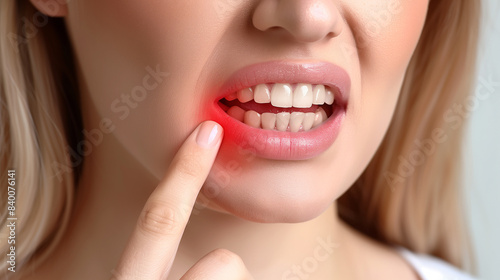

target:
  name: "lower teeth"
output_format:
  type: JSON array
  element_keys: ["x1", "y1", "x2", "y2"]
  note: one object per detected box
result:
[{"x1": 226, "y1": 106, "x2": 328, "y2": 132}]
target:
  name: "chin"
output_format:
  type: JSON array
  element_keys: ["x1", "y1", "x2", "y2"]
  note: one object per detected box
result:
[{"x1": 198, "y1": 159, "x2": 341, "y2": 223}]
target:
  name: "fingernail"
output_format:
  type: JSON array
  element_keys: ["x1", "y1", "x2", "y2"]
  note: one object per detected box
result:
[{"x1": 196, "y1": 121, "x2": 222, "y2": 148}]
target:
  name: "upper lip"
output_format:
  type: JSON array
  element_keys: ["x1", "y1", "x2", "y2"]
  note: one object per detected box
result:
[{"x1": 214, "y1": 60, "x2": 351, "y2": 108}]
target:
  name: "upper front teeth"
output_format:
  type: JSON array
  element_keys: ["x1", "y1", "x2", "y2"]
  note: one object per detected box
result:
[
  {"x1": 230, "y1": 83, "x2": 335, "y2": 108},
  {"x1": 254, "y1": 84, "x2": 271, "y2": 103},
  {"x1": 293, "y1": 84, "x2": 313, "y2": 108}
]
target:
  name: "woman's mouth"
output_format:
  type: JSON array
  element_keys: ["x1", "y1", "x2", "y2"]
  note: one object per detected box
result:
[
  {"x1": 211, "y1": 61, "x2": 350, "y2": 160},
  {"x1": 218, "y1": 83, "x2": 335, "y2": 132}
]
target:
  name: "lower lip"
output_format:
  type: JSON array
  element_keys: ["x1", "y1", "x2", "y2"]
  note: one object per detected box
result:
[{"x1": 211, "y1": 103, "x2": 345, "y2": 161}]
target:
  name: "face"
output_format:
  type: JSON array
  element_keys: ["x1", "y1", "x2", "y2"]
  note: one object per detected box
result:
[{"x1": 63, "y1": 0, "x2": 428, "y2": 222}]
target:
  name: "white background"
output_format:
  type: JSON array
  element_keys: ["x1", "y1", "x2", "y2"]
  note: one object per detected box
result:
[{"x1": 466, "y1": 0, "x2": 500, "y2": 279}]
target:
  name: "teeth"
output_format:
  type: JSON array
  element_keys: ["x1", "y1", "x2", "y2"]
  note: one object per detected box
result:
[
  {"x1": 271, "y1": 84, "x2": 293, "y2": 108},
  {"x1": 325, "y1": 89, "x2": 334, "y2": 105},
  {"x1": 225, "y1": 83, "x2": 336, "y2": 108},
  {"x1": 313, "y1": 108, "x2": 328, "y2": 127},
  {"x1": 261, "y1": 113, "x2": 276, "y2": 130},
  {"x1": 290, "y1": 112, "x2": 305, "y2": 132},
  {"x1": 244, "y1": 110, "x2": 261, "y2": 128},
  {"x1": 293, "y1": 84, "x2": 313, "y2": 108},
  {"x1": 254, "y1": 84, "x2": 271, "y2": 104},
  {"x1": 227, "y1": 106, "x2": 245, "y2": 122},
  {"x1": 312, "y1": 85, "x2": 326, "y2": 105},
  {"x1": 303, "y1": 113, "x2": 315, "y2": 131},
  {"x1": 237, "y1": 88, "x2": 253, "y2": 103},
  {"x1": 224, "y1": 83, "x2": 336, "y2": 131},
  {"x1": 226, "y1": 106, "x2": 329, "y2": 132},
  {"x1": 276, "y1": 112, "x2": 291, "y2": 131}
]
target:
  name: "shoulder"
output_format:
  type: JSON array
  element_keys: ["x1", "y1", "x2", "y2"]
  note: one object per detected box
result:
[{"x1": 396, "y1": 247, "x2": 478, "y2": 280}]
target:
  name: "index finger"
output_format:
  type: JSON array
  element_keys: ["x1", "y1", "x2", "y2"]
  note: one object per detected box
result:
[{"x1": 111, "y1": 121, "x2": 223, "y2": 280}]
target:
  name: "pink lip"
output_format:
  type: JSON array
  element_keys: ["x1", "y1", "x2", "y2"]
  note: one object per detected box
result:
[{"x1": 210, "y1": 61, "x2": 350, "y2": 161}]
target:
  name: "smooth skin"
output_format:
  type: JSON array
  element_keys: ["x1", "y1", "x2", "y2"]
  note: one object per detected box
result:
[
  {"x1": 110, "y1": 121, "x2": 255, "y2": 279},
  {"x1": 26, "y1": 0, "x2": 426, "y2": 279}
]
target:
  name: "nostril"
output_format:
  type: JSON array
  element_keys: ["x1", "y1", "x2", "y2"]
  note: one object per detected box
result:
[{"x1": 252, "y1": 0, "x2": 343, "y2": 43}]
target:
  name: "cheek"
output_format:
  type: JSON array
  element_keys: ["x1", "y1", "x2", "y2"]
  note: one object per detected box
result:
[
  {"x1": 356, "y1": 0, "x2": 428, "y2": 137},
  {"x1": 66, "y1": 1, "x2": 230, "y2": 177},
  {"x1": 346, "y1": 0, "x2": 429, "y2": 70},
  {"x1": 332, "y1": 0, "x2": 428, "y2": 187}
]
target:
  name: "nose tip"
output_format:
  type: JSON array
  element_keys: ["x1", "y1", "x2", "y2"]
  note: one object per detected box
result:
[{"x1": 252, "y1": 0, "x2": 343, "y2": 43}]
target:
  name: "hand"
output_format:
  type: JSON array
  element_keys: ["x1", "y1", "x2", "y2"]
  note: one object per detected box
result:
[{"x1": 111, "y1": 121, "x2": 253, "y2": 280}]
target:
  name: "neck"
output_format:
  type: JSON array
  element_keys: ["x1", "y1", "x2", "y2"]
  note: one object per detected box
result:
[{"x1": 177, "y1": 202, "x2": 345, "y2": 279}]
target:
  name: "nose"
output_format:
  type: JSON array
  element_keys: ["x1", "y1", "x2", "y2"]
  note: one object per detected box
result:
[{"x1": 252, "y1": 0, "x2": 343, "y2": 43}]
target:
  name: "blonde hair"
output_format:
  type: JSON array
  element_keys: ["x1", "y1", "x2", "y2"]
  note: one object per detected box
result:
[
  {"x1": 1, "y1": 0, "x2": 80, "y2": 276},
  {"x1": 338, "y1": 0, "x2": 480, "y2": 271},
  {"x1": 0, "y1": 0, "x2": 480, "y2": 277}
]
